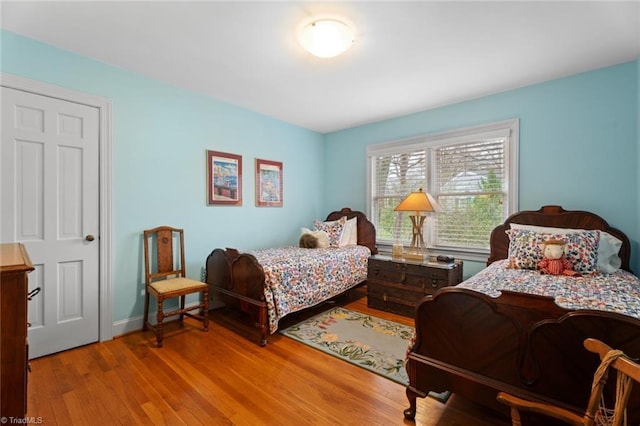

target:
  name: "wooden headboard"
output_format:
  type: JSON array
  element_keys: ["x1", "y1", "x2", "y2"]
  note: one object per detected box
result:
[
  {"x1": 325, "y1": 208, "x2": 378, "y2": 255},
  {"x1": 488, "y1": 205, "x2": 631, "y2": 271}
]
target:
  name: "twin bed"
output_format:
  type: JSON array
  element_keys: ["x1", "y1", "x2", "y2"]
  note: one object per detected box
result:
[
  {"x1": 404, "y1": 205, "x2": 640, "y2": 423},
  {"x1": 205, "y1": 208, "x2": 377, "y2": 346},
  {"x1": 204, "y1": 205, "x2": 640, "y2": 423}
]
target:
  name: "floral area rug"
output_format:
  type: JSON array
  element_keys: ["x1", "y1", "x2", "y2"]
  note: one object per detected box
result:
[{"x1": 280, "y1": 306, "x2": 450, "y2": 403}]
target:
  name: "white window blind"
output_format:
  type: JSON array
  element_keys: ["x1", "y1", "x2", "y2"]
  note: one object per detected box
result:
[
  {"x1": 367, "y1": 119, "x2": 518, "y2": 259},
  {"x1": 372, "y1": 149, "x2": 427, "y2": 243},
  {"x1": 434, "y1": 138, "x2": 508, "y2": 249}
]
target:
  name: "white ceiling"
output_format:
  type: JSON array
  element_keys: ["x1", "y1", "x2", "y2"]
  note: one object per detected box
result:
[{"x1": 2, "y1": 1, "x2": 639, "y2": 133}]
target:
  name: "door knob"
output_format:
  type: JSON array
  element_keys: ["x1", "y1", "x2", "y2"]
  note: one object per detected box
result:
[{"x1": 85, "y1": 234, "x2": 95, "y2": 242}]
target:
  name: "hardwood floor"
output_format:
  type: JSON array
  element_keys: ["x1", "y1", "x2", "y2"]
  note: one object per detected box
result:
[{"x1": 26, "y1": 287, "x2": 510, "y2": 425}]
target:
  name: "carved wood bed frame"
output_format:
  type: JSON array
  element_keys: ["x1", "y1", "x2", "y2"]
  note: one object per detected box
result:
[
  {"x1": 404, "y1": 205, "x2": 640, "y2": 424},
  {"x1": 204, "y1": 208, "x2": 377, "y2": 346}
]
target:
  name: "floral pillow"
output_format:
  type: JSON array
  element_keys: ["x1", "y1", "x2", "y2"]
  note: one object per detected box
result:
[
  {"x1": 509, "y1": 224, "x2": 623, "y2": 273},
  {"x1": 506, "y1": 229, "x2": 600, "y2": 274},
  {"x1": 313, "y1": 216, "x2": 347, "y2": 248}
]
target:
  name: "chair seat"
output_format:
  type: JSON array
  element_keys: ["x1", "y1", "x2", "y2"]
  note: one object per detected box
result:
[{"x1": 150, "y1": 277, "x2": 207, "y2": 294}]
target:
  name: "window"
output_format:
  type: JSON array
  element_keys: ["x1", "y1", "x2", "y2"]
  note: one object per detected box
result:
[{"x1": 366, "y1": 119, "x2": 518, "y2": 261}]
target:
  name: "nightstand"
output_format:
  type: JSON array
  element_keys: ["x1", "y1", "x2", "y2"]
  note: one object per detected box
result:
[{"x1": 367, "y1": 254, "x2": 463, "y2": 317}]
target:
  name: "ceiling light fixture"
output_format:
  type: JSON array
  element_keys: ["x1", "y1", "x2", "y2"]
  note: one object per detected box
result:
[{"x1": 298, "y1": 19, "x2": 355, "y2": 58}]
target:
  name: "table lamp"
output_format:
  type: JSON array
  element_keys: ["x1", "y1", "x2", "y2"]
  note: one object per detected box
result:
[{"x1": 394, "y1": 188, "x2": 442, "y2": 260}]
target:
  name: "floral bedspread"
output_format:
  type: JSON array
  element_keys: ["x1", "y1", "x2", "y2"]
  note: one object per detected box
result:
[
  {"x1": 459, "y1": 259, "x2": 640, "y2": 319},
  {"x1": 248, "y1": 245, "x2": 371, "y2": 333}
]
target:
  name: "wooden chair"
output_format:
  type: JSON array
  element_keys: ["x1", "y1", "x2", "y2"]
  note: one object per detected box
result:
[
  {"x1": 497, "y1": 338, "x2": 640, "y2": 426},
  {"x1": 143, "y1": 226, "x2": 209, "y2": 347}
]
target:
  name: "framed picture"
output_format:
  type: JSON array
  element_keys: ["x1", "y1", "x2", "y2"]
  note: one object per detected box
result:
[
  {"x1": 255, "y1": 158, "x2": 283, "y2": 207},
  {"x1": 207, "y1": 150, "x2": 242, "y2": 206}
]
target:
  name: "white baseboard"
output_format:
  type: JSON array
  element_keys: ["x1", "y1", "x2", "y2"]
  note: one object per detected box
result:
[
  {"x1": 112, "y1": 315, "x2": 144, "y2": 337},
  {"x1": 111, "y1": 301, "x2": 212, "y2": 338}
]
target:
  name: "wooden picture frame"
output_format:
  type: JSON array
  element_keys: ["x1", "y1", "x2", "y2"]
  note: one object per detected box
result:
[
  {"x1": 207, "y1": 150, "x2": 242, "y2": 206},
  {"x1": 255, "y1": 158, "x2": 283, "y2": 207}
]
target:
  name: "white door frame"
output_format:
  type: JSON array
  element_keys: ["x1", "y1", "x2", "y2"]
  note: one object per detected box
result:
[{"x1": 1, "y1": 72, "x2": 113, "y2": 342}]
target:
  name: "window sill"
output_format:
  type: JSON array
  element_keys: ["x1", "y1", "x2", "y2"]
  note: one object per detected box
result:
[{"x1": 376, "y1": 242, "x2": 489, "y2": 263}]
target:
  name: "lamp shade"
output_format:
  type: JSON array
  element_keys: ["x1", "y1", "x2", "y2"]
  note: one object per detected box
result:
[
  {"x1": 298, "y1": 19, "x2": 355, "y2": 58},
  {"x1": 394, "y1": 188, "x2": 442, "y2": 214}
]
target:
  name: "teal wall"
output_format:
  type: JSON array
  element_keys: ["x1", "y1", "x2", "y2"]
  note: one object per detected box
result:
[
  {"x1": 2, "y1": 30, "x2": 639, "y2": 325},
  {"x1": 1, "y1": 30, "x2": 326, "y2": 323},
  {"x1": 324, "y1": 61, "x2": 640, "y2": 276}
]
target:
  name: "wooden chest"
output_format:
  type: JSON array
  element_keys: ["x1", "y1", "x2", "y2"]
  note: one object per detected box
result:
[{"x1": 367, "y1": 255, "x2": 463, "y2": 317}]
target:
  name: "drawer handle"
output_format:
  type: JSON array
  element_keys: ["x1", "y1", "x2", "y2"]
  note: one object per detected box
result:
[
  {"x1": 431, "y1": 275, "x2": 439, "y2": 288},
  {"x1": 28, "y1": 287, "x2": 41, "y2": 301}
]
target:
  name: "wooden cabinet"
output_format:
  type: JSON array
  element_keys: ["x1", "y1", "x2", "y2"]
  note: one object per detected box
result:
[
  {"x1": 1, "y1": 243, "x2": 34, "y2": 418},
  {"x1": 367, "y1": 255, "x2": 462, "y2": 317}
]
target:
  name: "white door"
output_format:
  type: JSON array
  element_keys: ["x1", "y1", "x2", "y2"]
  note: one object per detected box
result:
[{"x1": 1, "y1": 87, "x2": 100, "y2": 358}]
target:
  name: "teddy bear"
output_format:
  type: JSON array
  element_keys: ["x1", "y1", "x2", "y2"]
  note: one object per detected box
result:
[{"x1": 537, "y1": 239, "x2": 580, "y2": 276}]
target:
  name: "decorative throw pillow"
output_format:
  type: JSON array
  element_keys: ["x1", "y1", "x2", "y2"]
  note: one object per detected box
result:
[
  {"x1": 315, "y1": 230, "x2": 330, "y2": 248},
  {"x1": 320, "y1": 216, "x2": 357, "y2": 247},
  {"x1": 313, "y1": 216, "x2": 347, "y2": 247},
  {"x1": 509, "y1": 224, "x2": 623, "y2": 273},
  {"x1": 506, "y1": 229, "x2": 542, "y2": 269},
  {"x1": 506, "y1": 229, "x2": 600, "y2": 274},
  {"x1": 299, "y1": 233, "x2": 318, "y2": 248},
  {"x1": 300, "y1": 228, "x2": 330, "y2": 248}
]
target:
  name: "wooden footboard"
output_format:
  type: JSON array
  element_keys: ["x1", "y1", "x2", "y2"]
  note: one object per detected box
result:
[
  {"x1": 231, "y1": 253, "x2": 269, "y2": 346},
  {"x1": 404, "y1": 288, "x2": 640, "y2": 423},
  {"x1": 205, "y1": 248, "x2": 270, "y2": 346}
]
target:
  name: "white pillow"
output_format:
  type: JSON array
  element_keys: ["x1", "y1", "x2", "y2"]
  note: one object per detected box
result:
[
  {"x1": 598, "y1": 232, "x2": 623, "y2": 273},
  {"x1": 509, "y1": 224, "x2": 623, "y2": 273},
  {"x1": 343, "y1": 217, "x2": 358, "y2": 246},
  {"x1": 300, "y1": 228, "x2": 330, "y2": 248}
]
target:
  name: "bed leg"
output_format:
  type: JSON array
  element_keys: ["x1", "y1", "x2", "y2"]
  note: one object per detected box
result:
[
  {"x1": 255, "y1": 323, "x2": 267, "y2": 346},
  {"x1": 404, "y1": 388, "x2": 418, "y2": 421},
  {"x1": 259, "y1": 305, "x2": 268, "y2": 346}
]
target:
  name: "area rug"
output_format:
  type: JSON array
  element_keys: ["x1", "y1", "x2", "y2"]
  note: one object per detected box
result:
[{"x1": 280, "y1": 307, "x2": 450, "y2": 403}]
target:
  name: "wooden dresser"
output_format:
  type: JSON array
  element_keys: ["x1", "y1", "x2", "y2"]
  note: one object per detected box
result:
[
  {"x1": 1, "y1": 243, "x2": 34, "y2": 418},
  {"x1": 367, "y1": 254, "x2": 462, "y2": 317}
]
